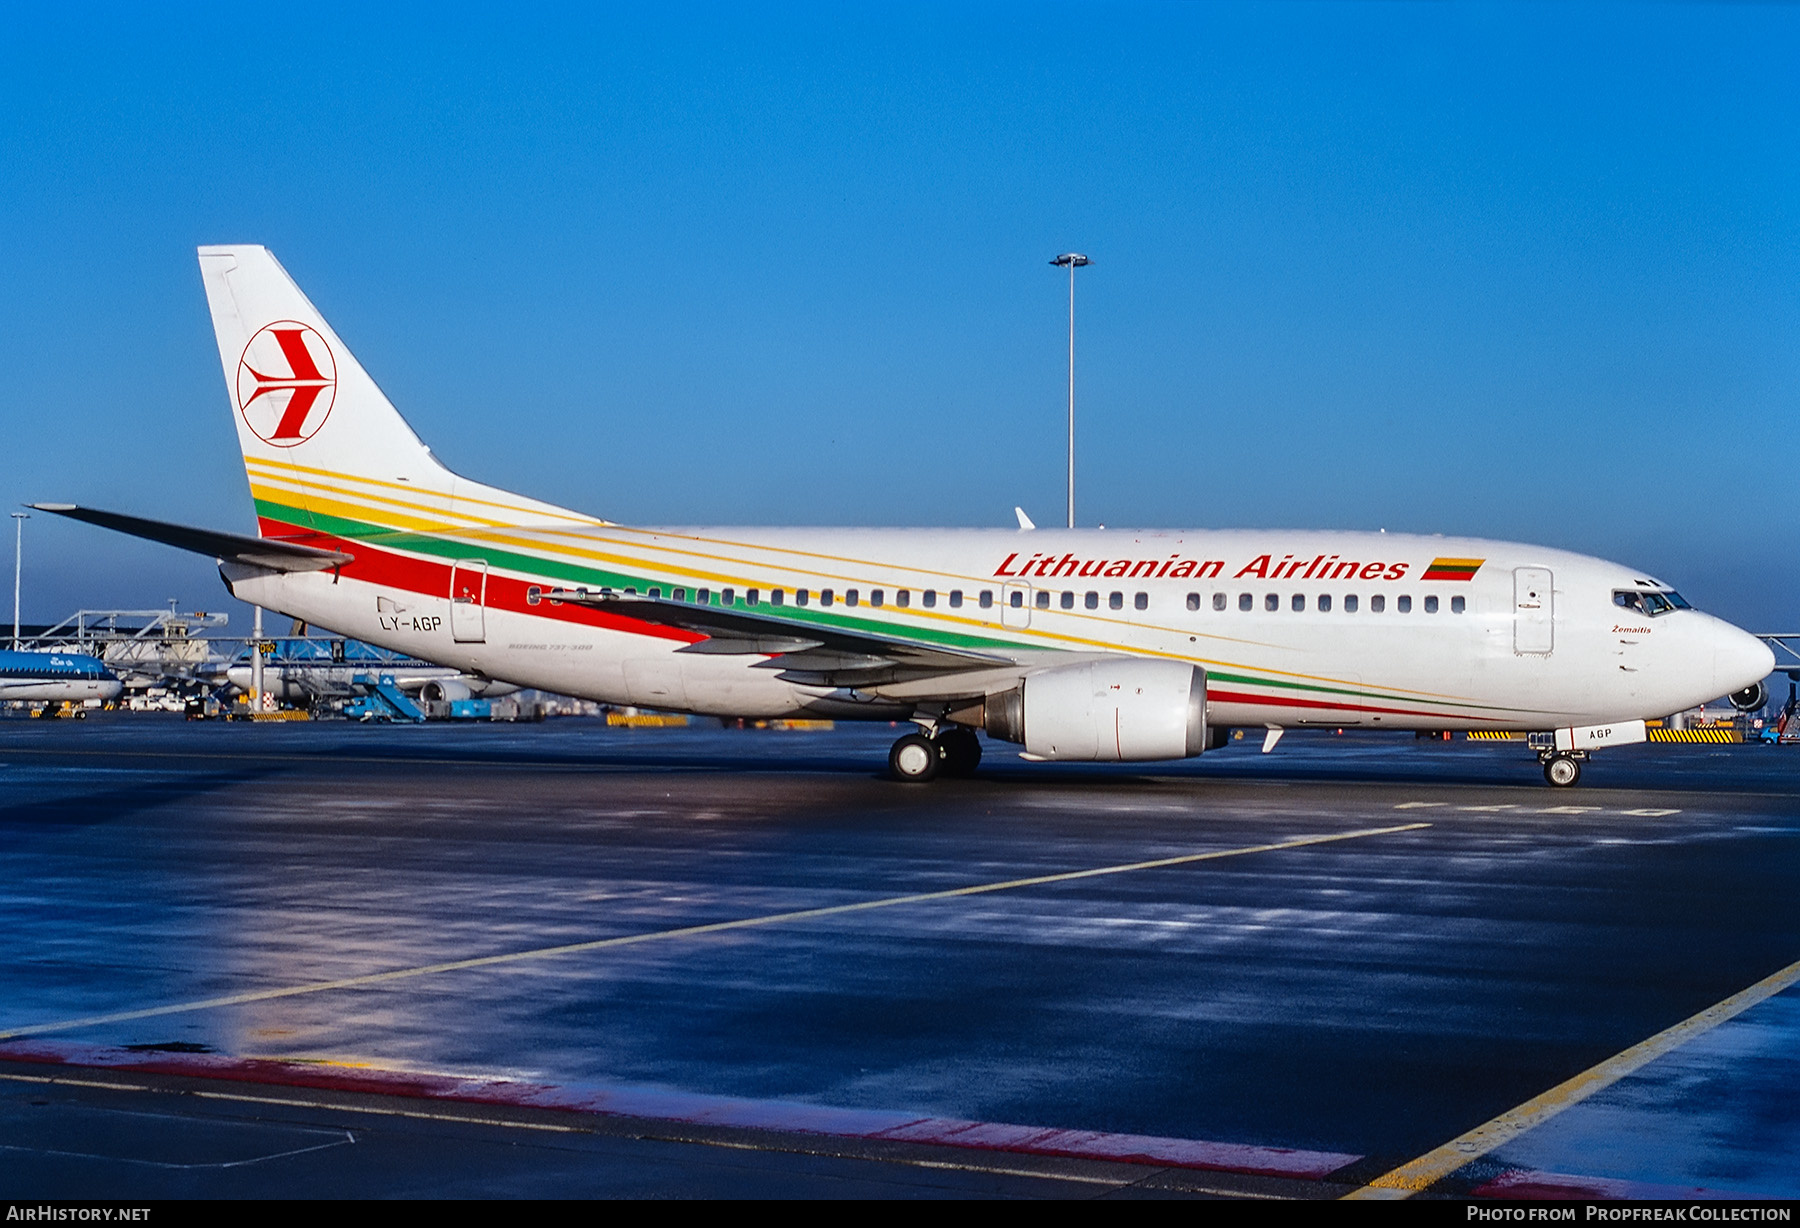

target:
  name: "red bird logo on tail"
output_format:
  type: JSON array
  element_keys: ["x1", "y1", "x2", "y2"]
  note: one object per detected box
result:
[{"x1": 237, "y1": 321, "x2": 337, "y2": 446}]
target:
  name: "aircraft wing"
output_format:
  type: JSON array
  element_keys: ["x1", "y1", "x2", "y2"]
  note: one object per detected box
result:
[
  {"x1": 551, "y1": 588, "x2": 1033, "y2": 691},
  {"x1": 31, "y1": 504, "x2": 354, "y2": 573}
]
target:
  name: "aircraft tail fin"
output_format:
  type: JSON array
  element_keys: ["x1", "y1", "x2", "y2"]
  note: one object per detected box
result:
[{"x1": 197, "y1": 245, "x2": 588, "y2": 540}]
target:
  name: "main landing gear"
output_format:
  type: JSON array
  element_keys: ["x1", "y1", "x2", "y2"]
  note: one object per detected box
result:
[{"x1": 888, "y1": 726, "x2": 983, "y2": 782}]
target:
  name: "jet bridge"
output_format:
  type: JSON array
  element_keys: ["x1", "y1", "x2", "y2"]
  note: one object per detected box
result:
[
  {"x1": 1756, "y1": 634, "x2": 1800, "y2": 745},
  {"x1": 22, "y1": 606, "x2": 231, "y2": 702}
]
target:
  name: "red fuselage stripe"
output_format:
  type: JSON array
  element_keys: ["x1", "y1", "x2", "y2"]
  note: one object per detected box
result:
[
  {"x1": 256, "y1": 517, "x2": 700, "y2": 644},
  {"x1": 1207, "y1": 687, "x2": 1488, "y2": 723},
  {"x1": 260, "y1": 517, "x2": 1485, "y2": 715}
]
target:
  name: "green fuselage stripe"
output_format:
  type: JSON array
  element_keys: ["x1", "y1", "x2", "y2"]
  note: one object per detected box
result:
[{"x1": 257, "y1": 498, "x2": 1497, "y2": 714}]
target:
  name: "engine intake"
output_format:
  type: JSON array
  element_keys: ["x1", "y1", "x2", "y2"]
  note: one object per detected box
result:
[
  {"x1": 983, "y1": 659, "x2": 1208, "y2": 762},
  {"x1": 420, "y1": 678, "x2": 473, "y2": 703},
  {"x1": 1729, "y1": 681, "x2": 1768, "y2": 712}
]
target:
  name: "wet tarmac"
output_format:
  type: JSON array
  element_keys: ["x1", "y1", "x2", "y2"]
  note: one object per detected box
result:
[{"x1": 2, "y1": 716, "x2": 1797, "y2": 1199}]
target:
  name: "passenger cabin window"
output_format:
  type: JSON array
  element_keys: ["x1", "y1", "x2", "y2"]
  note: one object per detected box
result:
[
  {"x1": 1109, "y1": 592, "x2": 1124, "y2": 610},
  {"x1": 527, "y1": 585, "x2": 542, "y2": 605},
  {"x1": 796, "y1": 589, "x2": 809, "y2": 606},
  {"x1": 1370, "y1": 594, "x2": 1385, "y2": 613},
  {"x1": 721, "y1": 588, "x2": 735, "y2": 606},
  {"x1": 673, "y1": 587, "x2": 687, "y2": 602},
  {"x1": 922, "y1": 590, "x2": 937, "y2": 608},
  {"x1": 1397, "y1": 595, "x2": 1411, "y2": 613},
  {"x1": 1009, "y1": 591, "x2": 1024, "y2": 608},
  {"x1": 1424, "y1": 595, "x2": 1438, "y2": 613},
  {"x1": 1264, "y1": 593, "x2": 1278, "y2": 612},
  {"x1": 1451, "y1": 596, "x2": 1465, "y2": 613},
  {"x1": 1134, "y1": 592, "x2": 1148, "y2": 610},
  {"x1": 693, "y1": 588, "x2": 706, "y2": 604},
  {"x1": 871, "y1": 590, "x2": 883, "y2": 607},
  {"x1": 1291, "y1": 594, "x2": 1304, "y2": 612},
  {"x1": 1186, "y1": 593, "x2": 1201, "y2": 611},
  {"x1": 1061, "y1": 591, "x2": 1075, "y2": 609},
  {"x1": 949, "y1": 590, "x2": 963, "y2": 608},
  {"x1": 1239, "y1": 593, "x2": 1253, "y2": 611},
  {"x1": 747, "y1": 589, "x2": 760, "y2": 606},
  {"x1": 1317, "y1": 594, "x2": 1331, "y2": 612},
  {"x1": 1213, "y1": 593, "x2": 1227, "y2": 611},
  {"x1": 1086, "y1": 592, "x2": 1100, "y2": 609},
  {"x1": 1345, "y1": 594, "x2": 1359, "y2": 613},
  {"x1": 1035, "y1": 590, "x2": 1050, "y2": 609},
  {"x1": 979, "y1": 591, "x2": 994, "y2": 609},
  {"x1": 845, "y1": 589, "x2": 858, "y2": 606},
  {"x1": 821, "y1": 589, "x2": 835, "y2": 606},
  {"x1": 770, "y1": 589, "x2": 784, "y2": 606},
  {"x1": 896, "y1": 590, "x2": 909, "y2": 608},
  {"x1": 649, "y1": 587, "x2": 662, "y2": 598}
]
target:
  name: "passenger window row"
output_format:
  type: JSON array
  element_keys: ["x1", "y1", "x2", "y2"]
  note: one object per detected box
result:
[
  {"x1": 526, "y1": 583, "x2": 1168, "y2": 613},
  {"x1": 1186, "y1": 591, "x2": 1465, "y2": 614},
  {"x1": 526, "y1": 581, "x2": 1464, "y2": 618}
]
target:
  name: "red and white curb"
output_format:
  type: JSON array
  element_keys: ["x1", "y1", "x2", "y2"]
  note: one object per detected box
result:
[{"x1": 0, "y1": 1038, "x2": 1357, "y2": 1181}]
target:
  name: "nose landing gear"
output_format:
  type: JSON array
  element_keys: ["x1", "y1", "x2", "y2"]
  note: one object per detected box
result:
[{"x1": 1541, "y1": 752, "x2": 1584, "y2": 788}]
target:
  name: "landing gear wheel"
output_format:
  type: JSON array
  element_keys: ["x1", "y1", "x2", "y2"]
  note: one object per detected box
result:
[
  {"x1": 889, "y1": 732, "x2": 943, "y2": 783},
  {"x1": 935, "y1": 727, "x2": 982, "y2": 777},
  {"x1": 1544, "y1": 755, "x2": 1582, "y2": 788}
]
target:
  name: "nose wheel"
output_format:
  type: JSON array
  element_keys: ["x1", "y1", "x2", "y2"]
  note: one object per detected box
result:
[{"x1": 1542, "y1": 754, "x2": 1582, "y2": 788}]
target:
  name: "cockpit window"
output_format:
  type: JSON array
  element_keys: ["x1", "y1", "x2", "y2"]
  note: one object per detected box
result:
[{"x1": 1614, "y1": 589, "x2": 1690, "y2": 616}]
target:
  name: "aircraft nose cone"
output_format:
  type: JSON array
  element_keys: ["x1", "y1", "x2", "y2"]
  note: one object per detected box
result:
[{"x1": 1714, "y1": 625, "x2": 1775, "y2": 698}]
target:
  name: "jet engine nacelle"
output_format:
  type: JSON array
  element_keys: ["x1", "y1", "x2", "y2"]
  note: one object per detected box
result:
[
  {"x1": 984, "y1": 659, "x2": 1209, "y2": 761},
  {"x1": 419, "y1": 678, "x2": 473, "y2": 703},
  {"x1": 1729, "y1": 681, "x2": 1768, "y2": 712}
]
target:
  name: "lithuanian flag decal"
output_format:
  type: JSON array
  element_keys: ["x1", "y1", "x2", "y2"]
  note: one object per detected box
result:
[{"x1": 1423, "y1": 557, "x2": 1484, "y2": 581}]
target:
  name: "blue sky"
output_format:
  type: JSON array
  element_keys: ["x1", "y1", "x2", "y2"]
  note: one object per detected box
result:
[{"x1": 2, "y1": 2, "x2": 1795, "y2": 631}]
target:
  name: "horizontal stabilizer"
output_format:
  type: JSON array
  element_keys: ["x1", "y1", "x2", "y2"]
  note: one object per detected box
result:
[{"x1": 31, "y1": 504, "x2": 353, "y2": 573}]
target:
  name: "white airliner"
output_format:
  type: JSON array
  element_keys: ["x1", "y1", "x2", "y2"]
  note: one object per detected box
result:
[{"x1": 37, "y1": 246, "x2": 1775, "y2": 785}]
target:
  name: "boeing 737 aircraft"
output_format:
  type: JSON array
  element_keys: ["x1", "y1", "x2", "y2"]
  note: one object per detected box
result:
[{"x1": 37, "y1": 246, "x2": 1775, "y2": 785}]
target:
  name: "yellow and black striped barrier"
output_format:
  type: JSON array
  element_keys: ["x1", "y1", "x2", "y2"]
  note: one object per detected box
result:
[
  {"x1": 1465, "y1": 728, "x2": 1741, "y2": 743},
  {"x1": 606, "y1": 712, "x2": 690, "y2": 728},
  {"x1": 1647, "y1": 727, "x2": 1739, "y2": 743}
]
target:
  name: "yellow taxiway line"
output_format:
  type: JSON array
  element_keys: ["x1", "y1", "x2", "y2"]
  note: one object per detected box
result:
[{"x1": 1345, "y1": 955, "x2": 1800, "y2": 1199}]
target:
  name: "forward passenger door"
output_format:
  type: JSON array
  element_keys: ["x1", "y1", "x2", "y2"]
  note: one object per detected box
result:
[{"x1": 1513, "y1": 567, "x2": 1553, "y2": 656}]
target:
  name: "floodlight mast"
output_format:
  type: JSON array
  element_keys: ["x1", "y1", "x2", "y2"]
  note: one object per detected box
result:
[
  {"x1": 11, "y1": 512, "x2": 27, "y2": 651},
  {"x1": 1050, "y1": 253, "x2": 1090, "y2": 529}
]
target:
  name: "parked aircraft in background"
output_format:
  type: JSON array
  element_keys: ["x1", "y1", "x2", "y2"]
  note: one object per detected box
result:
[
  {"x1": 37, "y1": 246, "x2": 1775, "y2": 785},
  {"x1": 220, "y1": 662, "x2": 515, "y2": 706},
  {"x1": 0, "y1": 650, "x2": 123, "y2": 705}
]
